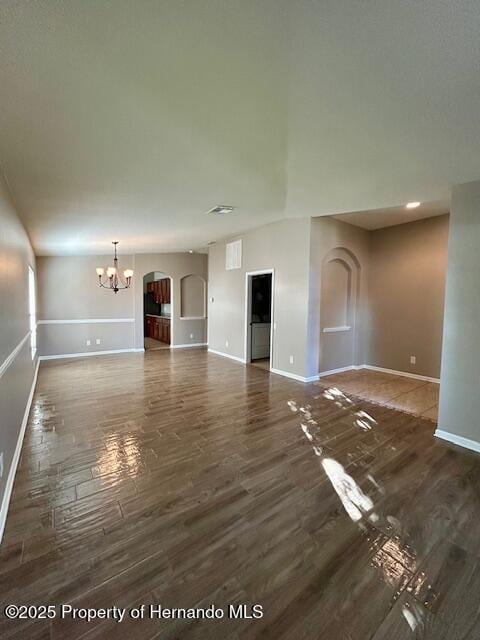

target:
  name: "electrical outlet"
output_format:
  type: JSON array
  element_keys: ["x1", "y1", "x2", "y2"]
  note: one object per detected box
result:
[
  {"x1": 289, "y1": 355, "x2": 294, "y2": 364},
  {"x1": 86, "y1": 340, "x2": 91, "y2": 346},
  {"x1": 0, "y1": 452, "x2": 3, "y2": 479},
  {"x1": 190, "y1": 334, "x2": 194, "y2": 339},
  {"x1": 225, "y1": 340, "x2": 229, "y2": 348},
  {"x1": 96, "y1": 339, "x2": 101, "y2": 345},
  {"x1": 410, "y1": 355, "x2": 416, "y2": 365}
]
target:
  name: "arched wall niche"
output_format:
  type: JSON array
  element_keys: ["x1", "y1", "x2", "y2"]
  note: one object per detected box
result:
[
  {"x1": 319, "y1": 247, "x2": 361, "y2": 373},
  {"x1": 180, "y1": 274, "x2": 206, "y2": 319}
]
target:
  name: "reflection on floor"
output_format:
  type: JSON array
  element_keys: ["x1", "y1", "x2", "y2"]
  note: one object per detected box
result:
[
  {"x1": 250, "y1": 358, "x2": 270, "y2": 371},
  {"x1": 1, "y1": 350, "x2": 477, "y2": 639},
  {"x1": 144, "y1": 337, "x2": 170, "y2": 350},
  {"x1": 319, "y1": 369, "x2": 439, "y2": 422}
]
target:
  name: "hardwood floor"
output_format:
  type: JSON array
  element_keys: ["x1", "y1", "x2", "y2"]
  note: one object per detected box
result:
[
  {"x1": 1, "y1": 349, "x2": 479, "y2": 639},
  {"x1": 320, "y1": 369, "x2": 440, "y2": 421},
  {"x1": 249, "y1": 358, "x2": 270, "y2": 372},
  {"x1": 144, "y1": 337, "x2": 170, "y2": 351}
]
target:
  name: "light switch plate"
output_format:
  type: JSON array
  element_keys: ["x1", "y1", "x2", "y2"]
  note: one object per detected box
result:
[
  {"x1": 86, "y1": 340, "x2": 91, "y2": 346},
  {"x1": 410, "y1": 355, "x2": 416, "y2": 364}
]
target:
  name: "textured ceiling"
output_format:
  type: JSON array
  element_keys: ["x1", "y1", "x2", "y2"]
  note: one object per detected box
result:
[{"x1": 0, "y1": 1, "x2": 479, "y2": 255}]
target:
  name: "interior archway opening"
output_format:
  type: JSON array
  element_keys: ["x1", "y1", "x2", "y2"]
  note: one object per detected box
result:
[{"x1": 143, "y1": 271, "x2": 173, "y2": 350}]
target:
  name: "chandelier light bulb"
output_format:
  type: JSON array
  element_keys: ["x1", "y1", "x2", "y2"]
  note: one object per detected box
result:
[{"x1": 96, "y1": 267, "x2": 104, "y2": 276}]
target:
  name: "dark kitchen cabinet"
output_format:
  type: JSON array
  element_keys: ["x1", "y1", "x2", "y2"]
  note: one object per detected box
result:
[
  {"x1": 153, "y1": 281, "x2": 160, "y2": 304},
  {"x1": 152, "y1": 278, "x2": 171, "y2": 305},
  {"x1": 145, "y1": 315, "x2": 170, "y2": 345}
]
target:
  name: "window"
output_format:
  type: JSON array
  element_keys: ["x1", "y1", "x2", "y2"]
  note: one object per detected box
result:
[{"x1": 28, "y1": 265, "x2": 37, "y2": 357}]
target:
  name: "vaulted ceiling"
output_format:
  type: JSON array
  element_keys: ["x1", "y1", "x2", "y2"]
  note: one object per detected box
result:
[{"x1": 0, "y1": 1, "x2": 479, "y2": 255}]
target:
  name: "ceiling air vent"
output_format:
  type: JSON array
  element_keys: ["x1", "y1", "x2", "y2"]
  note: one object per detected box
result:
[{"x1": 206, "y1": 205, "x2": 235, "y2": 215}]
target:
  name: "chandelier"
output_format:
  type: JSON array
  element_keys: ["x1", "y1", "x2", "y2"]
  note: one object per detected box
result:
[{"x1": 96, "y1": 242, "x2": 133, "y2": 293}]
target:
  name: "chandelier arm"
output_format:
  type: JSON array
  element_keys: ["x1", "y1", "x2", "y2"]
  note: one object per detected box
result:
[{"x1": 99, "y1": 281, "x2": 130, "y2": 290}]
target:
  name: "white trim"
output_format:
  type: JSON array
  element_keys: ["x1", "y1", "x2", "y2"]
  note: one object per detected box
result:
[
  {"x1": 244, "y1": 269, "x2": 275, "y2": 370},
  {"x1": 133, "y1": 348, "x2": 145, "y2": 352},
  {"x1": 322, "y1": 325, "x2": 351, "y2": 333},
  {"x1": 37, "y1": 318, "x2": 134, "y2": 324},
  {"x1": 435, "y1": 429, "x2": 480, "y2": 454},
  {"x1": 208, "y1": 347, "x2": 320, "y2": 383},
  {"x1": 318, "y1": 365, "x2": 362, "y2": 377},
  {"x1": 208, "y1": 348, "x2": 246, "y2": 364},
  {"x1": 171, "y1": 343, "x2": 208, "y2": 349},
  {"x1": 0, "y1": 358, "x2": 39, "y2": 543},
  {"x1": 0, "y1": 332, "x2": 31, "y2": 379},
  {"x1": 39, "y1": 348, "x2": 138, "y2": 361},
  {"x1": 270, "y1": 367, "x2": 319, "y2": 383},
  {"x1": 179, "y1": 316, "x2": 206, "y2": 321},
  {"x1": 363, "y1": 364, "x2": 440, "y2": 384}
]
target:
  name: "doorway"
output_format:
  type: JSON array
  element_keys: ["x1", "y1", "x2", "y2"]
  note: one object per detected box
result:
[
  {"x1": 143, "y1": 271, "x2": 173, "y2": 350},
  {"x1": 245, "y1": 270, "x2": 274, "y2": 370}
]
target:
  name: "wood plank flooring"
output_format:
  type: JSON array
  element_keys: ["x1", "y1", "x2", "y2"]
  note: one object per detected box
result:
[
  {"x1": 1, "y1": 349, "x2": 479, "y2": 639},
  {"x1": 320, "y1": 369, "x2": 440, "y2": 421}
]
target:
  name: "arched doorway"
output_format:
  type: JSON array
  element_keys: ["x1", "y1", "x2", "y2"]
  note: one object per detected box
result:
[
  {"x1": 319, "y1": 248, "x2": 360, "y2": 374},
  {"x1": 143, "y1": 271, "x2": 173, "y2": 350}
]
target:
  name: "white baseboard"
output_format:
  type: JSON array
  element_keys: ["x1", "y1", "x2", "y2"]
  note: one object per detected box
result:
[
  {"x1": 318, "y1": 365, "x2": 362, "y2": 378},
  {"x1": 0, "y1": 358, "x2": 40, "y2": 543},
  {"x1": 39, "y1": 348, "x2": 138, "y2": 361},
  {"x1": 207, "y1": 349, "x2": 246, "y2": 364},
  {"x1": 208, "y1": 349, "x2": 318, "y2": 382},
  {"x1": 363, "y1": 364, "x2": 440, "y2": 384},
  {"x1": 133, "y1": 348, "x2": 145, "y2": 352},
  {"x1": 172, "y1": 343, "x2": 208, "y2": 349},
  {"x1": 270, "y1": 368, "x2": 319, "y2": 383},
  {"x1": 434, "y1": 429, "x2": 480, "y2": 454}
]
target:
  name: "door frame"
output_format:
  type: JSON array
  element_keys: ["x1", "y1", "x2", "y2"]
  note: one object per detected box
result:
[
  {"x1": 244, "y1": 269, "x2": 275, "y2": 369},
  {"x1": 143, "y1": 272, "x2": 174, "y2": 348}
]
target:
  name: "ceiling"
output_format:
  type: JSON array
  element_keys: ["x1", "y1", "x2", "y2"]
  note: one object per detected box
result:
[
  {"x1": 0, "y1": 1, "x2": 479, "y2": 255},
  {"x1": 332, "y1": 200, "x2": 450, "y2": 230}
]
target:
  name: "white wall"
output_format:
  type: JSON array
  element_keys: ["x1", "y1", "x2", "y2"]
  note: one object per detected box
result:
[
  {"x1": 208, "y1": 218, "x2": 311, "y2": 378},
  {"x1": 438, "y1": 181, "x2": 480, "y2": 446},
  {"x1": 37, "y1": 255, "x2": 135, "y2": 357},
  {"x1": 308, "y1": 217, "x2": 370, "y2": 377},
  {"x1": 37, "y1": 252, "x2": 208, "y2": 356},
  {"x1": 134, "y1": 253, "x2": 208, "y2": 348},
  {"x1": 0, "y1": 173, "x2": 37, "y2": 538}
]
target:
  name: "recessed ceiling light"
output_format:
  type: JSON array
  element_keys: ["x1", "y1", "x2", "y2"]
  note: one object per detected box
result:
[
  {"x1": 206, "y1": 205, "x2": 236, "y2": 215},
  {"x1": 406, "y1": 201, "x2": 421, "y2": 209}
]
